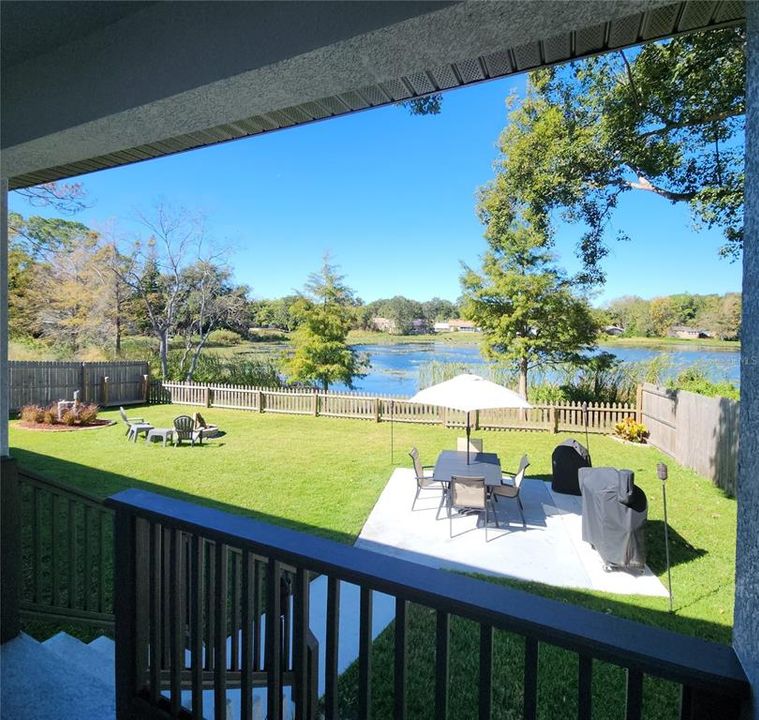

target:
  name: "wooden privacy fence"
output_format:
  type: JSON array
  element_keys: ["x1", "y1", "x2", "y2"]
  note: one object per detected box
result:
[
  {"x1": 641, "y1": 383, "x2": 739, "y2": 496},
  {"x1": 150, "y1": 380, "x2": 636, "y2": 434},
  {"x1": 8, "y1": 360, "x2": 149, "y2": 412}
]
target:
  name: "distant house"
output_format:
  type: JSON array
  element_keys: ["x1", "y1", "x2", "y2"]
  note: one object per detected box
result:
[
  {"x1": 603, "y1": 325, "x2": 625, "y2": 336},
  {"x1": 670, "y1": 326, "x2": 711, "y2": 340},
  {"x1": 447, "y1": 319, "x2": 480, "y2": 333},
  {"x1": 372, "y1": 316, "x2": 431, "y2": 335},
  {"x1": 433, "y1": 321, "x2": 452, "y2": 333}
]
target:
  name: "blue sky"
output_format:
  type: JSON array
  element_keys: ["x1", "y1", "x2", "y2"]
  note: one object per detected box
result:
[{"x1": 9, "y1": 75, "x2": 742, "y2": 306}]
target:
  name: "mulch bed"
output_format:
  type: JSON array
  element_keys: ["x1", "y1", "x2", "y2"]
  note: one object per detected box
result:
[{"x1": 15, "y1": 420, "x2": 116, "y2": 432}]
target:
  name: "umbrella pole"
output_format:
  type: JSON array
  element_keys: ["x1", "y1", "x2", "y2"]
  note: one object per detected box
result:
[{"x1": 467, "y1": 412, "x2": 471, "y2": 464}]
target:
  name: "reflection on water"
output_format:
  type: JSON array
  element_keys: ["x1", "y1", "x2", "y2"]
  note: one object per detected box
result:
[{"x1": 332, "y1": 342, "x2": 741, "y2": 396}]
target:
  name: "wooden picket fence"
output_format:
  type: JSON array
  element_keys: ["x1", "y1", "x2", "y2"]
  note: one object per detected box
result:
[
  {"x1": 149, "y1": 380, "x2": 635, "y2": 434},
  {"x1": 9, "y1": 360, "x2": 150, "y2": 412}
]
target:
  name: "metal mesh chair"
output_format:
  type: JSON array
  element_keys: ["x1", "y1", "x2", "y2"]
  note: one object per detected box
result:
[
  {"x1": 409, "y1": 448, "x2": 444, "y2": 514},
  {"x1": 491, "y1": 454, "x2": 530, "y2": 528},
  {"x1": 448, "y1": 475, "x2": 498, "y2": 540}
]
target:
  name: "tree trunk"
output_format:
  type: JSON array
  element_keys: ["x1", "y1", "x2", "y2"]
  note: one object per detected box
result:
[
  {"x1": 159, "y1": 330, "x2": 169, "y2": 380},
  {"x1": 115, "y1": 314, "x2": 121, "y2": 356},
  {"x1": 518, "y1": 357, "x2": 529, "y2": 401}
]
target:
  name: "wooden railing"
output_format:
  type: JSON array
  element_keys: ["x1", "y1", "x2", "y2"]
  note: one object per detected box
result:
[
  {"x1": 17, "y1": 467, "x2": 115, "y2": 628},
  {"x1": 150, "y1": 380, "x2": 635, "y2": 434},
  {"x1": 108, "y1": 489, "x2": 749, "y2": 720}
]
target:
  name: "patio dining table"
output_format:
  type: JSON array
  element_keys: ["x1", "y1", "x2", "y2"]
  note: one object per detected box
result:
[{"x1": 433, "y1": 450, "x2": 503, "y2": 486}]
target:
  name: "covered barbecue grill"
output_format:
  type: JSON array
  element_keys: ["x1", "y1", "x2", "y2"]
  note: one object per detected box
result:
[
  {"x1": 551, "y1": 439, "x2": 591, "y2": 495},
  {"x1": 579, "y1": 467, "x2": 647, "y2": 570}
]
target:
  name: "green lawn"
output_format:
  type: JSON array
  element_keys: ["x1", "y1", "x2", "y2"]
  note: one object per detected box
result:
[{"x1": 10, "y1": 406, "x2": 737, "y2": 718}]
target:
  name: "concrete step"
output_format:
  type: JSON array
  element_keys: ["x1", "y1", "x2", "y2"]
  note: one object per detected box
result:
[
  {"x1": 44, "y1": 631, "x2": 115, "y2": 689},
  {"x1": 1, "y1": 633, "x2": 115, "y2": 720},
  {"x1": 87, "y1": 635, "x2": 115, "y2": 661}
]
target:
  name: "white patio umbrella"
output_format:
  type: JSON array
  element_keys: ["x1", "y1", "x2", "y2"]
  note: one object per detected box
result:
[{"x1": 409, "y1": 373, "x2": 532, "y2": 463}]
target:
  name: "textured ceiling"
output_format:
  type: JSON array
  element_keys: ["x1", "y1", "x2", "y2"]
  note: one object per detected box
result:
[{"x1": 8, "y1": 0, "x2": 745, "y2": 189}]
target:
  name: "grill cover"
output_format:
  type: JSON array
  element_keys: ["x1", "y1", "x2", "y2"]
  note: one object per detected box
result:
[
  {"x1": 579, "y1": 467, "x2": 647, "y2": 568},
  {"x1": 551, "y1": 439, "x2": 591, "y2": 495}
]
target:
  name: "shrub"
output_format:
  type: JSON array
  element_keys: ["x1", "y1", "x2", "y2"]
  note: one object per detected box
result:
[
  {"x1": 43, "y1": 405, "x2": 57, "y2": 425},
  {"x1": 61, "y1": 409, "x2": 78, "y2": 425},
  {"x1": 207, "y1": 329, "x2": 242, "y2": 346},
  {"x1": 614, "y1": 417, "x2": 649, "y2": 443},
  {"x1": 19, "y1": 404, "x2": 46, "y2": 423},
  {"x1": 77, "y1": 403, "x2": 99, "y2": 425},
  {"x1": 666, "y1": 366, "x2": 739, "y2": 401}
]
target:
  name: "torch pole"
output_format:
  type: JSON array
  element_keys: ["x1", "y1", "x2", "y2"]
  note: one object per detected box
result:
[{"x1": 658, "y1": 462, "x2": 673, "y2": 612}]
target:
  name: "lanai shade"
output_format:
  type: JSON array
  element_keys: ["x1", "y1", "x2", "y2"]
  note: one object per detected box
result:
[{"x1": 409, "y1": 374, "x2": 532, "y2": 463}]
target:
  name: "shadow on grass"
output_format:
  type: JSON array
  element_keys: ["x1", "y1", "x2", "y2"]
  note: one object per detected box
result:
[{"x1": 12, "y1": 447, "x2": 355, "y2": 545}]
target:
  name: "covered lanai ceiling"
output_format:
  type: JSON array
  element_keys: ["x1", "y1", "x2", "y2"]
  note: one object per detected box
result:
[{"x1": 1, "y1": 1, "x2": 745, "y2": 189}]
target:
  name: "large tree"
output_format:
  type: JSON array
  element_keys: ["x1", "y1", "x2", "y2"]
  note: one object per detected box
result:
[
  {"x1": 461, "y1": 218, "x2": 598, "y2": 400},
  {"x1": 285, "y1": 255, "x2": 368, "y2": 391},
  {"x1": 487, "y1": 26, "x2": 745, "y2": 283}
]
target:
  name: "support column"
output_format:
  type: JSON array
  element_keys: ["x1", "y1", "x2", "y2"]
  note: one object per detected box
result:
[
  {"x1": 1, "y1": 178, "x2": 8, "y2": 458},
  {"x1": 735, "y1": 4, "x2": 759, "y2": 716}
]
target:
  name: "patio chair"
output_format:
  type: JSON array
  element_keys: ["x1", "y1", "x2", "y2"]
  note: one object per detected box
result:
[
  {"x1": 456, "y1": 437, "x2": 483, "y2": 454},
  {"x1": 119, "y1": 406, "x2": 152, "y2": 442},
  {"x1": 173, "y1": 414, "x2": 203, "y2": 447},
  {"x1": 491, "y1": 454, "x2": 530, "y2": 528},
  {"x1": 448, "y1": 475, "x2": 498, "y2": 540},
  {"x1": 409, "y1": 448, "x2": 445, "y2": 515}
]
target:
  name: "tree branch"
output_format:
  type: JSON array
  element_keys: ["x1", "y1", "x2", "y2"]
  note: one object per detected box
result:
[
  {"x1": 626, "y1": 173, "x2": 697, "y2": 202},
  {"x1": 638, "y1": 107, "x2": 743, "y2": 140}
]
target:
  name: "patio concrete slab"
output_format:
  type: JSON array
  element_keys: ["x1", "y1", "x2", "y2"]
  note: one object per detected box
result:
[{"x1": 355, "y1": 469, "x2": 668, "y2": 597}]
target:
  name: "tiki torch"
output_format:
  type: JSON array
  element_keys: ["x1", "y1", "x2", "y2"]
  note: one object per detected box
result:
[{"x1": 657, "y1": 462, "x2": 673, "y2": 612}]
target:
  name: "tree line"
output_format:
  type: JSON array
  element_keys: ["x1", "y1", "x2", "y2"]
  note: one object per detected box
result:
[{"x1": 599, "y1": 293, "x2": 741, "y2": 340}]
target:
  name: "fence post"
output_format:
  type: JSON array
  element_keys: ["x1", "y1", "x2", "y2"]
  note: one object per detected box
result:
[
  {"x1": 101, "y1": 376, "x2": 110, "y2": 406},
  {"x1": 79, "y1": 362, "x2": 86, "y2": 403},
  {"x1": 258, "y1": 390, "x2": 265, "y2": 413},
  {"x1": 143, "y1": 373, "x2": 150, "y2": 404},
  {"x1": 636, "y1": 384, "x2": 644, "y2": 423},
  {"x1": 550, "y1": 406, "x2": 559, "y2": 433},
  {"x1": 474, "y1": 410, "x2": 480, "y2": 430},
  {"x1": 313, "y1": 390, "x2": 320, "y2": 417},
  {"x1": 374, "y1": 398, "x2": 381, "y2": 423},
  {"x1": 205, "y1": 385, "x2": 211, "y2": 409}
]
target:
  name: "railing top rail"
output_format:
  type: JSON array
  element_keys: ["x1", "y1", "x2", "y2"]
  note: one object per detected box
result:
[
  {"x1": 106, "y1": 488, "x2": 746, "y2": 698},
  {"x1": 19, "y1": 467, "x2": 111, "y2": 510}
]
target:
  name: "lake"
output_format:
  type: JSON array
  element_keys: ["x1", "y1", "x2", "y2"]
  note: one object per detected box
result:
[{"x1": 332, "y1": 342, "x2": 741, "y2": 396}]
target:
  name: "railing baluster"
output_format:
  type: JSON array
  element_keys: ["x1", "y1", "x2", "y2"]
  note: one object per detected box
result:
[
  {"x1": 625, "y1": 668, "x2": 643, "y2": 720},
  {"x1": 231, "y1": 551, "x2": 239, "y2": 672},
  {"x1": 266, "y1": 558, "x2": 283, "y2": 720},
  {"x1": 358, "y1": 587, "x2": 373, "y2": 720},
  {"x1": 325, "y1": 576, "x2": 340, "y2": 720},
  {"x1": 479, "y1": 624, "x2": 493, "y2": 720},
  {"x1": 84, "y1": 504, "x2": 92, "y2": 611},
  {"x1": 214, "y1": 542, "x2": 228, "y2": 720},
  {"x1": 162, "y1": 527, "x2": 171, "y2": 669},
  {"x1": 51, "y1": 493, "x2": 59, "y2": 606},
  {"x1": 191, "y1": 535, "x2": 204, "y2": 720},
  {"x1": 205, "y1": 541, "x2": 215, "y2": 671},
  {"x1": 99, "y1": 511, "x2": 108, "y2": 613},
  {"x1": 32, "y1": 486, "x2": 41, "y2": 603},
  {"x1": 253, "y1": 559, "x2": 262, "y2": 671},
  {"x1": 578, "y1": 654, "x2": 592, "y2": 720},
  {"x1": 523, "y1": 637, "x2": 538, "y2": 720},
  {"x1": 394, "y1": 598, "x2": 408, "y2": 720},
  {"x1": 435, "y1": 611, "x2": 449, "y2": 720},
  {"x1": 293, "y1": 567, "x2": 310, "y2": 720},
  {"x1": 241, "y1": 550, "x2": 254, "y2": 720},
  {"x1": 169, "y1": 529, "x2": 184, "y2": 717},
  {"x1": 67, "y1": 499, "x2": 75, "y2": 608},
  {"x1": 149, "y1": 522, "x2": 162, "y2": 704}
]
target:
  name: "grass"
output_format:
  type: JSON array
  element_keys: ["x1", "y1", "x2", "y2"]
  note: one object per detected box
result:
[
  {"x1": 601, "y1": 335, "x2": 740, "y2": 351},
  {"x1": 10, "y1": 407, "x2": 737, "y2": 717}
]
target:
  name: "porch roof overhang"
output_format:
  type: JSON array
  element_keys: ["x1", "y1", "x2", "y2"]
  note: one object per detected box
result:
[{"x1": 0, "y1": 0, "x2": 745, "y2": 190}]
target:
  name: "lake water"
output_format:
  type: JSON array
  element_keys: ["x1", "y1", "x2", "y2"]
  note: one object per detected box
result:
[{"x1": 333, "y1": 342, "x2": 741, "y2": 396}]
